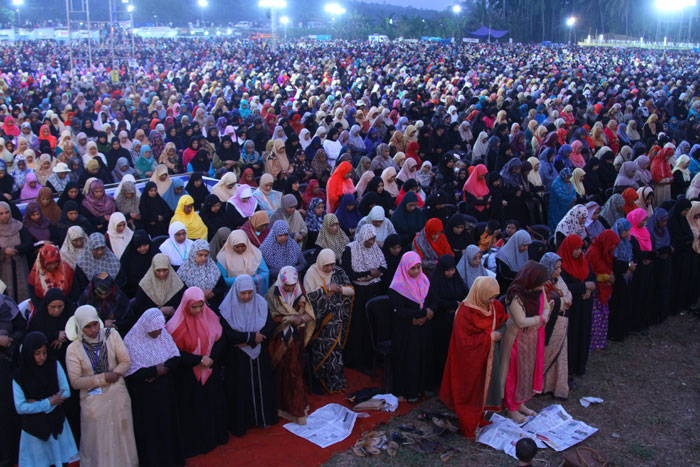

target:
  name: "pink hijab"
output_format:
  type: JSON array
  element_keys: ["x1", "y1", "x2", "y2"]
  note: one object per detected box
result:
[
  {"x1": 569, "y1": 140, "x2": 586, "y2": 168},
  {"x1": 389, "y1": 251, "x2": 430, "y2": 307},
  {"x1": 627, "y1": 208, "x2": 651, "y2": 251},
  {"x1": 165, "y1": 287, "x2": 223, "y2": 384}
]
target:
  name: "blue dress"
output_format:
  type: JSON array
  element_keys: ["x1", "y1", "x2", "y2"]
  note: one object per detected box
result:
[
  {"x1": 13, "y1": 363, "x2": 79, "y2": 467},
  {"x1": 548, "y1": 177, "x2": 576, "y2": 230},
  {"x1": 217, "y1": 257, "x2": 270, "y2": 294}
]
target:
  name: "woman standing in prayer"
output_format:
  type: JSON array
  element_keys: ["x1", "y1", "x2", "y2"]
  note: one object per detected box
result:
[
  {"x1": 124, "y1": 308, "x2": 184, "y2": 467},
  {"x1": 584, "y1": 230, "x2": 620, "y2": 350},
  {"x1": 241, "y1": 210, "x2": 270, "y2": 248},
  {"x1": 220, "y1": 276, "x2": 278, "y2": 436},
  {"x1": 270, "y1": 194, "x2": 308, "y2": 247},
  {"x1": 315, "y1": 213, "x2": 349, "y2": 262},
  {"x1": 118, "y1": 230, "x2": 155, "y2": 297},
  {"x1": 77, "y1": 273, "x2": 131, "y2": 333},
  {"x1": 607, "y1": 219, "x2": 635, "y2": 341},
  {"x1": 426, "y1": 254, "x2": 468, "y2": 385},
  {"x1": 74, "y1": 233, "x2": 121, "y2": 290},
  {"x1": 540, "y1": 253, "x2": 572, "y2": 400},
  {"x1": 170, "y1": 195, "x2": 208, "y2": 240},
  {"x1": 627, "y1": 208, "x2": 654, "y2": 332},
  {"x1": 166, "y1": 287, "x2": 227, "y2": 456},
  {"x1": 133, "y1": 253, "x2": 185, "y2": 318},
  {"x1": 201, "y1": 195, "x2": 231, "y2": 241},
  {"x1": 304, "y1": 198, "x2": 325, "y2": 246},
  {"x1": 500, "y1": 261, "x2": 551, "y2": 423},
  {"x1": 326, "y1": 161, "x2": 355, "y2": 213},
  {"x1": 304, "y1": 249, "x2": 354, "y2": 393},
  {"x1": 105, "y1": 212, "x2": 133, "y2": 260},
  {"x1": 548, "y1": 169, "x2": 576, "y2": 231},
  {"x1": 647, "y1": 208, "x2": 673, "y2": 324},
  {"x1": 260, "y1": 220, "x2": 306, "y2": 279},
  {"x1": 0, "y1": 201, "x2": 32, "y2": 302},
  {"x1": 211, "y1": 172, "x2": 239, "y2": 203},
  {"x1": 341, "y1": 224, "x2": 386, "y2": 371},
  {"x1": 557, "y1": 235, "x2": 596, "y2": 377},
  {"x1": 27, "y1": 244, "x2": 76, "y2": 308},
  {"x1": 159, "y1": 221, "x2": 193, "y2": 268},
  {"x1": 216, "y1": 229, "x2": 269, "y2": 293},
  {"x1": 555, "y1": 204, "x2": 589, "y2": 246},
  {"x1": 356, "y1": 205, "x2": 396, "y2": 247},
  {"x1": 177, "y1": 239, "x2": 225, "y2": 307},
  {"x1": 495, "y1": 230, "x2": 533, "y2": 292},
  {"x1": 668, "y1": 199, "x2": 694, "y2": 314},
  {"x1": 12, "y1": 331, "x2": 79, "y2": 467},
  {"x1": 65, "y1": 305, "x2": 138, "y2": 467},
  {"x1": 391, "y1": 192, "x2": 426, "y2": 249},
  {"x1": 457, "y1": 244, "x2": 491, "y2": 291},
  {"x1": 139, "y1": 181, "x2": 173, "y2": 237},
  {"x1": 265, "y1": 267, "x2": 315, "y2": 424},
  {"x1": 412, "y1": 217, "x2": 453, "y2": 274},
  {"x1": 388, "y1": 251, "x2": 433, "y2": 401},
  {"x1": 440, "y1": 276, "x2": 506, "y2": 439}
]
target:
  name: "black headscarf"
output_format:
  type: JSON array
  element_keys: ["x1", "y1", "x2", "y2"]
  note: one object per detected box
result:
[
  {"x1": 444, "y1": 213, "x2": 476, "y2": 259},
  {"x1": 668, "y1": 198, "x2": 693, "y2": 249},
  {"x1": 57, "y1": 181, "x2": 84, "y2": 208},
  {"x1": 427, "y1": 254, "x2": 468, "y2": 308},
  {"x1": 381, "y1": 233, "x2": 403, "y2": 290},
  {"x1": 106, "y1": 136, "x2": 131, "y2": 171},
  {"x1": 27, "y1": 288, "x2": 72, "y2": 348},
  {"x1": 119, "y1": 229, "x2": 156, "y2": 295},
  {"x1": 216, "y1": 135, "x2": 240, "y2": 162},
  {"x1": 200, "y1": 194, "x2": 229, "y2": 240},
  {"x1": 185, "y1": 172, "x2": 210, "y2": 210},
  {"x1": 189, "y1": 149, "x2": 211, "y2": 173},
  {"x1": 138, "y1": 181, "x2": 173, "y2": 223},
  {"x1": 13, "y1": 331, "x2": 66, "y2": 441}
]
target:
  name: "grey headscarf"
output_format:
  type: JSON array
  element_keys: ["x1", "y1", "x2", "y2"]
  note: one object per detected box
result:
[
  {"x1": 495, "y1": 230, "x2": 532, "y2": 273},
  {"x1": 456, "y1": 244, "x2": 489, "y2": 289},
  {"x1": 219, "y1": 275, "x2": 268, "y2": 359},
  {"x1": 539, "y1": 252, "x2": 561, "y2": 277}
]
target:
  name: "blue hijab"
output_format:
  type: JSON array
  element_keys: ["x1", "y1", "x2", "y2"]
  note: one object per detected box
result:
[
  {"x1": 538, "y1": 147, "x2": 558, "y2": 189},
  {"x1": 547, "y1": 168, "x2": 576, "y2": 230},
  {"x1": 162, "y1": 178, "x2": 188, "y2": 210},
  {"x1": 612, "y1": 218, "x2": 633, "y2": 262},
  {"x1": 334, "y1": 194, "x2": 361, "y2": 231}
]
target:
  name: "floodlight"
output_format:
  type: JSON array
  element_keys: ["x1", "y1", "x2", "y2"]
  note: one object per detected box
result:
[
  {"x1": 566, "y1": 17, "x2": 575, "y2": 27},
  {"x1": 280, "y1": 16, "x2": 289, "y2": 24},
  {"x1": 324, "y1": 3, "x2": 346, "y2": 15},
  {"x1": 11, "y1": 0, "x2": 23, "y2": 6},
  {"x1": 452, "y1": 4, "x2": 461, "y2": 14},
  {"x1": 655, "y1": 0, "x2": 696, "y2": 12},
  {"x1": 259, "y1": 0, "x2": 287, "y2": 8},
  {"x1": 198, "y1": 0, "x2": 208, "y2": 7},
  {"x1": 127, "y1": 4, "x2": 134, "y2": 12}
]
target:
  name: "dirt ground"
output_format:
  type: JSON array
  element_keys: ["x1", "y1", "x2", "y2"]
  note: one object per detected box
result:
[{"x1": 324, "y1": 313, "x2": 700, "y2": 467}]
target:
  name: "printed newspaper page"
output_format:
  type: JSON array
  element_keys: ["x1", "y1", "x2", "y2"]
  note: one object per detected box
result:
[{"x1": 283, "y1": 403, "x2": 359, "y2": 448}]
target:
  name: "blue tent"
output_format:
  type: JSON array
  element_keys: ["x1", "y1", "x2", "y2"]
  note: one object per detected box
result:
[{"x1": 469, "y1": 26, "x2": 508, "y2": 38}]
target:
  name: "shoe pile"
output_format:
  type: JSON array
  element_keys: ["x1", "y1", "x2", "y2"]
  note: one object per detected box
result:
[{"x1": 351, "y1": 411, "x2": 462, "y2": 462}]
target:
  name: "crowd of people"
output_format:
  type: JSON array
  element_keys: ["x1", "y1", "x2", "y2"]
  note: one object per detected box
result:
[{"x1": 0, "y1": 37, "x2": 699, "y2": 466}]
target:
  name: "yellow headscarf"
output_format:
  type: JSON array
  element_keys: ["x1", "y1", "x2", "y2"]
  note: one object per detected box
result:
[{"x1": 170, "y1": 195, "x2": 208, "y2": 240}]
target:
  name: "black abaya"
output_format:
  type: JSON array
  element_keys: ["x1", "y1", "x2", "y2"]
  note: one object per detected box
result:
[
  {"x1": 172, "y1": 337, "x2": 228, "y2": 457},
  {"x1": 220, "y1": 313, "x2": 278, "y2": 437},
  {"x1": 126, "y1": 356, "x2": 185, "y2": 467},
  {"x1": 388, "y1": 289, "x2": 433, "y2": 399},
  {"x1": 561, "y1": 268, "x2": 595, "y2": 377},
  {"x1": 629, "y1": 237, "x2": 653, "y2": 332}
]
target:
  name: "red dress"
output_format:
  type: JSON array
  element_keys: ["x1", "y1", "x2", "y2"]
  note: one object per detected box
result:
[{"x1": 440, "y1": 301, "x2": 507, "y2": 439}]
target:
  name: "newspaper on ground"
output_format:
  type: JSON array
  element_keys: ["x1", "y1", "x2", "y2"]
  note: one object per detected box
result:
[
  {"x1": 579, "y1": 396, "x2": 604, "y2": 408},
  {"x1": 521, "y1": 404, "x2": 598, "y2": 451},
  {"x1": 477, "y1": 405, "x2": 597, "y2": 458},
  {"x1": 283, "y1": 403, "x2": 359, "y2": 448},
  {"x1": 477, "y1": 413, "x2": 547, "y2": 459}
]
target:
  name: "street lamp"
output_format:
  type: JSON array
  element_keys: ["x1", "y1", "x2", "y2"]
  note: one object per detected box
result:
[
  {"x1": 451, "y1": 4, "x2": 461, "y2": 14},
  {"x1": 197, "y1": 0, "x2": 208, "y2": 26},
  {"x1": 324, "y1": 3, "x2": 346, "y2": 18},
  {"x1": 280, "y1": 15, "x2": 289, "y2": 39},
  {"x1": 566, "y1": 16, "x2": 575, "y2": 43},
  {"x1": 12, "y1": 0, "x2": 23, "y2": 31},
  {"x1": 259, "y1": 0, "x2": 287, "y2": 47}
]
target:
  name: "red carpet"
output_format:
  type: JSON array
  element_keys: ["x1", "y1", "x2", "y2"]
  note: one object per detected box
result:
[{"x1": 187, "y1": 369, "x2": 417, "y2": 467}]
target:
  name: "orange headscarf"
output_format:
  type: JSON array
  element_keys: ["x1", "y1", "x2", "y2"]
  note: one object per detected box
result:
[
  {"x1": 326, "y1": 161, "x2": 355, "y2": 212},
  {"x1": 622, "y1": 187, "x2": 639, "y2": 215}
]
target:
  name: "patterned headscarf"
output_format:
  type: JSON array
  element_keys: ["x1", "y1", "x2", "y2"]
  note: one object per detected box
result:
[{"x1": 177, "y1": 239, "x2": 221, "y2": 290}]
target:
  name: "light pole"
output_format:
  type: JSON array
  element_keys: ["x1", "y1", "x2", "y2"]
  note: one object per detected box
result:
[
  {"x1": 451, "y1": 5, "x2": 462, "y2": 40},
  {"x1": 566, "y1": 16, "x2": 575, "y2": 44},
  {"x1": 12, "y1": 0, "x2": 23, "y2": 33},
  {"x1": 259, "y1": 0, "x2": 287, "y2": 49},
  {"x1": 127, "y1": 4, "x2": 135, "y2": 58},
  {"x1": 324, "y1": 3, "x2": 346, "y2": 37},
  {"x1": 280, "y1": 15, "x2": 289, "y2": 40},
  {"x1": 197, "y1": 0, "x2": 208, "y2": 27}
]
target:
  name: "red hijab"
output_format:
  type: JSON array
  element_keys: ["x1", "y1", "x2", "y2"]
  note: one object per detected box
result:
[
  {"x1": 240, "y1": 168, "x2": 258, "y2": 188},
  {"x1": 583, "y1": 229, "x2": 620, "y2": 304},
  {"x1": 166, "y1": 287, "x2": 223, "y2": 385},
  {"x1": 622, "y1": 187, "x2": 639, "y2": 215},
  {"x1": 417, "y1": 218, "x2": 453, "y2": 257},
  {"x1": 326, "y1": 161, "x2": 355, "y2": 212},
  {"x1": 302, "y1": 179, "x2": 325, "y2": 207},
  {"x1": 556, "y1": 234, "x2": 590, "y2": 282},
  {"x1": 651, "y1": 147, "x2": 673, "y2": 183},
  {"x1": 405, "y1": 141, "x2": 421, "y2": 163},
  {"x1": 39, "y1": 124, "x2": 57, "y2": 149},
  {"x1": 27, "y1": 244, "x2": 75, "y2": 299}
]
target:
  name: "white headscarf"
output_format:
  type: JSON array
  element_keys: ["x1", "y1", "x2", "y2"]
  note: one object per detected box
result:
[
  {"x1": 123, "y1": 308, "x2": 180, "y2": 376},
  {"x1": 159, "y1": 221, "x2": 193, "y2": 267},
  {"x1": 106, "y1": 212, "x2": 133, "y2": 259}
]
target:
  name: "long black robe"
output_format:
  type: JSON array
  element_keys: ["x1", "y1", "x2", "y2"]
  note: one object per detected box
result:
[
  {"x1": 131, "y1": 285, "x2": 185, "y2": 322},
  {"x1": 425, "y1": 258, "x2": 467, "y2": 386},
  {"x1": 220, "y1": 312, "x2": 278, "y2": 437},
  {"x1": 172, "y1": 336, "x2": 228, "y2": 458},
  {"x1": 0, "y1": 311, "x2": 25, "y2": 467},
  {"x1": 126, "y1": 356, "x2": 185, "y2": 467},
  {"x1": 607, "y1": 259, "x2": 632, "y2": 341},
  {"x1": 668, "y1": 203, "x2": 695, "y2": 313},
  {"x1": 341, "y1": 245, "x2": 386, "y2": 371},
  {"x1": 561, "y1": 267, "x2": 595, "y2": 377},
  {"x1": 388, "y1": 289, "x2": 433, "y2": 399},
  {"x1": 629, "y1": 237, "x2": 654, "y2": 332},
  {"x1": 650, "y1": 247, "x2": 673, "y2": 325}
]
